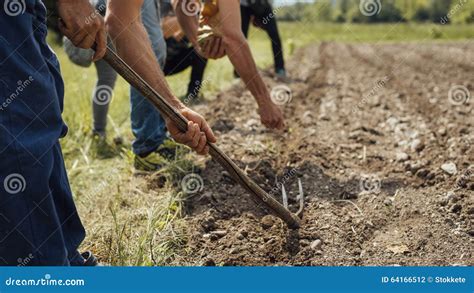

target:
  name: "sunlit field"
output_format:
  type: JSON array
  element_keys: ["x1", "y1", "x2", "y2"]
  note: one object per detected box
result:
[{"x1": 51, "y1": 22, "x2": 473, "y2": 265}]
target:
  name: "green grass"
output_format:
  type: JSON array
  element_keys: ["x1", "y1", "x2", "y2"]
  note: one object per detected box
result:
[{"x1": 52, "y1": 22, "x2": 473, "y2": 265}]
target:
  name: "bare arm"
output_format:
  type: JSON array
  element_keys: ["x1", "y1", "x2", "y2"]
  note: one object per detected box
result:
[
  {"x1": 173, "y1": 0, "x2": 200, "y2": 49},
  {"x1": 106, "y1": 0, "x2": 180, "y2": 108},
  {"x1": 162, "y1": 16, "x2": 184, "y2": 40},
  {"x1": 174, "y1": 0, "x2": 284, "y2": 129},
  {"x1": 106, "y1": 0, "x2": 216, "y2": 154},
  {"x1": 221, "y1": 19, "x2": 267, "y2": 107},
  {"x1": 218, "y1": 0, "x2": 284, "y2": 129}
]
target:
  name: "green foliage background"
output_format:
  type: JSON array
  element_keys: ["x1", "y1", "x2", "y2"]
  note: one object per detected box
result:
[
  {"x1": 277, "y1": 0, "x2": 474, "y2": 24},
  {"x1": 42, "y1": 0, "x2": 474, "y2": 34}
]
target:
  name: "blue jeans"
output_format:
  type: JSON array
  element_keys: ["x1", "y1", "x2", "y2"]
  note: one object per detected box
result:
[
  {"x1": 130, "y1": 0, "x2": 168, "y2": 156},
  {"x1": 0, "y1": 0, "x2": 85, "y2": 265}
]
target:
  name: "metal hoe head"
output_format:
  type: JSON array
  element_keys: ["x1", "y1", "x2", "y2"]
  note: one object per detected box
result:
[{"x1": 281, "y1": 179, "x2": 305, "y2": 218}]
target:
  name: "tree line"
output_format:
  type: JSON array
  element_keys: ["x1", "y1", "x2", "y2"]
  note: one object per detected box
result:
[{"x1": 277, "y1": 0, "x2": 474, "y2": 23}]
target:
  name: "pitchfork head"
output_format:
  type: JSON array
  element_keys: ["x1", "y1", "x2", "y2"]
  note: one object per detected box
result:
[{"x1": 281, "y1": 179, "x2": 305, "y2": 218}]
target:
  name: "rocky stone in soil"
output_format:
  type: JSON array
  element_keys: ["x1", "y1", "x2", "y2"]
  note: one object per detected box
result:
[
  {"x1": 411, "y1": 139, "x2": 425, "y2": 152},
  {"x1": 310, "y1": 239, "x2": 323, "y2": 250},
  {"x1": 396, "y1": 152, "x2": 410, "y2": 162},
  {"x1": 441, "y1": 162, "x2": 457, "y2": 175}
]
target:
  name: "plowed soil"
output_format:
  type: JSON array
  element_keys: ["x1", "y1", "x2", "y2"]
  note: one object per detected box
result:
[{"x1": 174, "y1": 42, "x2": 473, "y2": 266}]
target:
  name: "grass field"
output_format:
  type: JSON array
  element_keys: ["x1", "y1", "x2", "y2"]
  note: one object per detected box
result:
[{"x1": 52, "y1": 22, "x2": 473, "y2": 265}]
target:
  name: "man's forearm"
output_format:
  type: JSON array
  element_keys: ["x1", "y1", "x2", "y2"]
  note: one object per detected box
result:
[
  {"x1": 224, "y1": 36, "x2": 272, "y2": 107},
  {"x1": 105, "y1": 9, "x2": 183, "y2": 110},
  {"x1": 173, "y1": 0, "x2": 199, "y2": 45}
]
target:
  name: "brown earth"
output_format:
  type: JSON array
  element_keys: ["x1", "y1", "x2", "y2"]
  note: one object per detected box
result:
[{"x1": 172, "y1": 42, "x2": 473, "y2": 266}]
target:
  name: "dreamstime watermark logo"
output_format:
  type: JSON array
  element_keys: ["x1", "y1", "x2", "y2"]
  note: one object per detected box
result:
[
  {"x1": 4, "y1": 0, "x2": 26, "y2": 17},
  {"x1": 352, "y1": 76, "x2": 389, "y2": 114},
  {"x1": 85, "y1": 3, "x2": 106, "y2": 25},
  {"x1": 3, "y1": 173, "x2": 26, "y2": 195},
  {"x1": 17, "y1": 254, "x2": 34, "y2": 267},
  {"x1": 93, "y1": 85, "x2": 113, "y2": 106},
  {"x1": 0, "y1": 76, "x2": 34, "y2": 111},
  {"x1": 440, "y1": 0, "x2": 467, "y2": 24},
  {"x1": 181, "y1": 0, "x2": 201, "y2": 16},
  {"x1": 448, "y1": 85, "x2": 470, "y2": 106},
  {"x1": 359, "y1": 174, "x2": 381, "y2": 194},
  {"x1": 183, "y1": 79, "x2": 211, "y2": 105},
  {"x1": 262, "y1": 5, "x2": 283, "y2": 25},
  {"x1": 271, "y1": 85, "x2": 292, "y2": 105},
  {"x1": 269, "y1": 168, "x2": 298, "y2": 197},
  {"x1": 359, "y1": 0, "x2": 382, "y2": 17},
  {"x1": 5, "y1": 274, "x2": 85, "y2": 287},
  {"x1": 181, "y1": 173, "x2": 204, "y2": 194}
]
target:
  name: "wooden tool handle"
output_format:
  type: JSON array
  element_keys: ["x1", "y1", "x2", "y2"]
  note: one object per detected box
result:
[{"x1": 102, "y1": 47, "x2": 301, "y2": 229}]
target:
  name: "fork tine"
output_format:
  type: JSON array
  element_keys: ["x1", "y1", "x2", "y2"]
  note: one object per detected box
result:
[
  {"x1": 296, "y1": 179, "x2": 305, "y2": 217},
  {"x1": 282, "y1": 184, "x2": 288, "y2": 209}
]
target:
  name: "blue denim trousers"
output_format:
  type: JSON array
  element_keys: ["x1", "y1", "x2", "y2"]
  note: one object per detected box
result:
[
  {"x1": 0, "y1": 0, "x2": 85, "y2": 265},
  {"x1": 130, "y1": 0, "x2": 168, "y2": 156}
]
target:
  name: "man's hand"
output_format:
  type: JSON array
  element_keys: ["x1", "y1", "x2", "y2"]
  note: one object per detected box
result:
[
  {"x1": 166, "y1": 107, "x2": 217, "y2": 155},
  {"x1": 200, "y1": 36, "x2": 226, "y2": 59},
  {"x1": 57, "y1": 0, "x2": 106, "y2": 61},
  {"x1": 258, "y1": 103, "x2": 285, "y2": 130}
]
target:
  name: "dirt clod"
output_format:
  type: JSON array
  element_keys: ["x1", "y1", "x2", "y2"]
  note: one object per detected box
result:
[
  {"x1": 201, "y1": 217, "x2": 217, "y2": 232},
  {"x1": 261, "y1": 215, "x2": 276, "y2": 230},
  {"x1": 451, "y1": 204, "x2": 462, "y2": 214}
]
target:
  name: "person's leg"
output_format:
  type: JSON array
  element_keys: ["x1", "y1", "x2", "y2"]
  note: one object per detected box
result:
[
  {"x1": 240, "y1": 5, "x2": 252, "y2": 38},
  {"x1": 130, "y1": 0, "x2": 168, "y2": 157},
  {"x1": 163, "y1": 44, "x2": 208, "y2": 99},
  {"x1": 47, "y1": 143, "x2": 87, "y2": 266},
  {"x1": 0, "y1": 0, "x2": 85, "y2": 265},
  {"x1": 92, "y1": 59, "x2": 118, "y2": 137},
  {"x1": 163, "y1": 44, "x2": 195, "y2": 76},
  {"x1": 187, "y1": 50, "x2": 208, "y2": 99},
  {"x1": 261, "y1": 15, "x2": 285, "y2": 73},
  {"x1": 0, "y1": 146, "x2": 85, "y2": 266}
]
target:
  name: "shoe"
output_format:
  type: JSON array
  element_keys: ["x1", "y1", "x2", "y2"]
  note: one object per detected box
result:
[
  {"x1": 92, "y1": 133, "x2": 116, "y2": 159},
  {"x1": 134, "y1": 151, "x2": 167, "y2": 172},
  {"x1": 159, "y1": 139, "x2": 185, "y2": 159},
  {"x1": 134, "y1": 140, "x2": 190, "y2": 172},
  {"x1": 81, "y1": 251, "x2": 99, "y2": 266},
  {"x1": 160, "y1": 139, "x2": 193, "y2": 159},
  {"x1": 275, "y1": 69, "x2": 287, "y2": 79}
]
